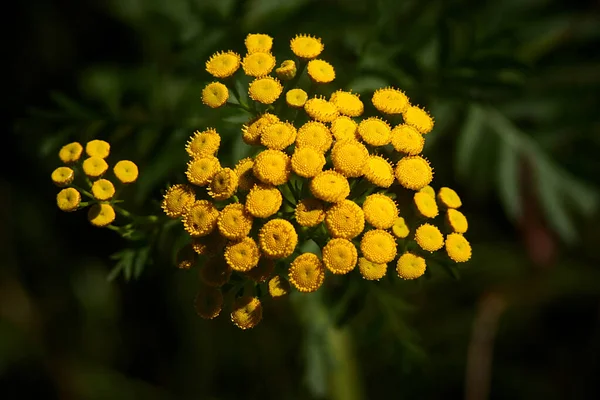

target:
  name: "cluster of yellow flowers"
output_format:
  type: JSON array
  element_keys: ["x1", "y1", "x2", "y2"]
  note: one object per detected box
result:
[
  {"x1": 52, "y1": 140, "x2": 139, "y2": 227},
  {"x1": 163, "y1": 33, "x2": 472, "y2": 329}
]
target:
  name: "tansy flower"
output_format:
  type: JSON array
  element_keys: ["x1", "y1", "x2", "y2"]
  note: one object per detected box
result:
[
  {"x1": 186, "y1": 156, "x2": 221, "y2": 186},
  {"x1": 415, "y1": 223, "x2": 444, "y2": 252},
  {"x1": 242, "y1": 113, "x2": 279, "y2": 145},
  {"x1": 56, "y1": 187, "x2": 81, "y2": 212},
  {"x1": 295, "y1": 198, "x2": 326, "y2": 227},
  {"x1": 291, "y1": 147, "x2": 326, "y2": 178},
  {"x1": 231, "y1": 296, "x2": 262, "y2": 329},
  {"x1": 360, "y1": 229, "x2": 397, "y2": 264},
  {"x1": 403, "y1": 105, "x2": 434, "y2": 134},
  {"x1": 414, "y1": 191, "x2": 439, "y2": 218},
  {"x1": 245, "y1": 33, "x2": 273, "y2": 53},
  {"x1": 358, "y1": 117, "x2": 392, "y2": 146},
  {"x1": 372, "y1": 87, "x2": 409, "y2": 114},
  {"x1": 91, "y1": 179, "x2": 116, "y2": 201},
  {"x1": 289, "y1": 253, "x2": 325, "y2": 293},
  {"x1": 296, "y1": 121, "x2": 332, "y2": 153},
  {"x1": 202, "y1": 82, "x2": 229, "y2": 108},
  {"x1": 176, "y1": 243, "x2": 196, "y2": 270},
  {"x1": 259, "y1": 219, "x2": 298, "y2": 259},
  {"x1": 82, "y1": 157, "x2": 108, "y2": 179},
  {"x1": 290, "y1": 34, "x2": 323, "y2": 59},
  {"x1": 286, "y1": 88, "x2": 308, "y2": 108},
  {"x1": 246, "y1": 259, "x2": 275, "y2": 283},
  {"x1": 275, "y1": 59, "x2": 296, "y2": 80},
  {"x1": 362, "y1": 193, "x2": 398, "y2": 229},
  {"x1": 392, "y1": 216, "x2": 410, "y2": 238},
  {"x1": 242, "y1": 52, "x2": 276, "y2": 77},
  {"x1": 249, "y1": 76, "x2": 283, "y2": 104},
  {"x1": 161, "y1": 184, "x2": 196, "y2": 218},
  {"x1": 445, "y1": 233, "x2": 472, "y2": 262},
  {"x1": 364, "y1": 155, "x2": 394, "y2": 188},
  {"x1": 113, "y1": 160, "x2": 138, "y2": 184},
  {"x1": 199, "y1": 257, "x2": 232, "y2": 287},
  {"x1": 310, "y1": 170, "x2": 350, "y2": 203},
  {"x1": 182, "y1": 200, "x2": 220, "y2": 237},
  {"x1": 268, "y1": 276, "x2": 290, "y2": 298},
  {"x1": 446, "y1": 209, "x2": 468, "y2": 233},
  {"x1": 304, "y1": 97, "x2": 339, "y2": 123},
  {"x1": 245, "y1": 184, "x2": 282, "y2": 218},
  {"x1": 186, "y1": 129, "x2": 221, "y2": 158},
  {"x1": 391, "y1": 124, "x2": 424, "y2": 155},
  {"x1": 396, "y1": 252, "x2": 426, "y2": 280},
  {"x1": 217, "y1": 203, "x2": 253, "y2": 240},
  {"x1": 325, "y1": 199, "x2": 365, "y2": 239},
  {"x1": 322, "y1": 238, "x2": 357, "y2": 275},
  {"x1": 59, "y1": 142, "x2": 83, "y2": 164},
  {"x1": 88, "y1": 203, "x2": 116, "y2": 227},
  {"x1": 437, "y1": 187, "x2": 462, "y2": 209},
  {"x1": 85, "y1": 139, "x2": 110, "y2": 158},
  {"x1": 261, "y1": 121, "x2": 297, "y2": 150},
  {"x1": 395, "y1": 156, "x2": 433, "y2": 190},
  {"x1": 331, "y1": 140, "x2": 369, "y2": 178},
  {"x1": 419, "y1": 185, "x2": 435, "y2": 198},
  {"x1": 224, "y1": 237, "x2": 261, "y2": 272},
  {"x1": 358, "y1": 258, "x2": 387, "y2": 281},
  {"x1": 194, "y1": 286, "x2": 223, "y2": 319},
  {"x1": 330, "y1": 90, "x2": 363, "y2": 117},
  {"x1": 51, "y1": 166, "x2": 74, "y2": 187},
  {"x1": 234, "y1": 157, "x2": 257, "y2": 191},
  {"x1": 206, "y1": 50, "x2": 240, "y2": 78},
  {"x1": 307, "y1": 59, "x2": 335, "y2": 83},
  {"x1": 253, "y1": 149, "x2": 291, "y2": 186},
  {"x1": 331, "y1": 116, "x2": 359, "y2": 141}
]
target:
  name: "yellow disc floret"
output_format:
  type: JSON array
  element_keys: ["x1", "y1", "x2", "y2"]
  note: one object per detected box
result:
[
  {"x1": 364, "y1": 155, "x2": 394, "y2": 188},
  {"x1": 360, "y1": 229, "x2": 397, "y2": 264},
  {"x1": 437, "y1": 187, "x2": 462, "y2": 209},
  {"x1": 286, "y1": 88, "x2": 308, "y2": 108},
  {"x1": 224, "y1": 237, "x2": 261, "y2": 272},
  {"x1": 202, "y1": 82, "x2": 229, "y2": 108},
  {"x1": 186, "y1": 156, "x2": 221, "y2": 186},
  {"x1": 56, "y1": 188, "x2": 81, "y2": 212},
  {"x1": 234, "y1": 157, "x2": 257, "y2": 191},
  {"x1": 419, "y1": 185, "x2": 436, "y2": 198},
  {"x1": 395, "y1": 156, "x2": 433, "y2": 190},
  {"x1": 82, "y1": 157, "x2": 108, "y2": 178},
  {"x1": 59, "y1": 142, "x2": 83, "y2": 164},
  {"x1": 358, "y1": 258, "x2": 387, "y2": 281},
  {"x1": 310, "y1": 170, "x2": 350, "y2": 203},
  {"x1": 295, "y1": 198, "x2": 326, "y2": 227},
  {"x1": 291, "y1": 147, "x2": 326, "y2": 178},
  {"x1": 51, "y1": 167, "x2": 74, "y2": 187},
  {"x1": 358, "y1": 117, "x2": 392, "y2": 146},
  {"x1": 186, "y1": 129, "x2": 221, "y2": 158},
  {"x1": 217, "y1": 203, "x2": 253, "y2": 240},
  {"x1": 304, "y1": 97, "x2": 339, "y2": 123},
  {"x1": 242, "y1": 113, "x2": 279, "y2": 145},
  {"x1": 268, "y1": 276, "x2": 290, "y2": 298},
  {"x1": 330, "y1": 116, "x2": 359, "y2": 141},
  {"x1": 242, "y1": 52, "x2": 276, "y2": 77},
  {"x1": 275, "y1": 59, "x2": 297, "y2": 80},
  {"x1": 182, "y1": 200, "x2": 220, "y2": 237},
  {"x1": 322, "y1": 238, "x2": 357, "y2": 275},
  {"x1": 330, "y1": 90, "x2": 363, "y2": 117},
  {"x1": 446, "y1": 209, "x2": 468, "y2": 233},
  {"x1": 396, "y1": 252, "x2": 426, "y2": 280},
  {"x1": 161, "y1": 184, "x2": 196, "y2": 218},
  {"x1": 245, "y1": 184, "x2": 282, "y2": 218},
  {"x1": 260, "y1": 121, "x2": 297, "y2": 150},
  {"x1": 307, "y1": 59, "x2": 335, "y2": 83},
  {"x1": 325, "y1": 200, "x2": 365, "y2": 239},
  {"x1": 289, "y1": 253, "x2": 325, "y2": 293},
  {"x1": 445, "y1": 233, "x2": 472, "y2": 262},
  {"x1": 248, "y1": 76, "x2": 283, "y2": 104},
  {"x1": 372, "y1": 87, "x2": 410, "y2": 114},
  {"x1": 415, "y1": 223, "x2": 444, "y2": 252},
  {"x1": 296, "y1": 121, "x2": 333, "y2": 153},
  {"x1": 391, "y1": 124, "x2": 424, "y2": 155},
  {"x1": 414, "y1": 191, "x2": 439, "y2": 218},
  {"x1": 362, "y1": 193, "x2": 398, "y2": 229},
  {"x1": 113, "y1": 160, "x2": 138, "y2": 184},
  {"x1": 88, "y1": 203, "x2": 116, "y2": 227},
  {"x1": 403, "y1": 105, "x2": 434, "y2": 134},
  {"x1": 245, "y1": 33, "x2": 273, "y2": 53},
  {"x1": 85, "y1": 140, "x2": 110, "y2": 158},
  {"x1": 392, "y1": 216, "x2": 410, "y2": 238},
  {"x1": 91, "y1": 179, "x2": 115, "y2": 201},
  {"x1": 231, "y1": 296, "x2": 262, "y2": 329},
  {"x1": 253, "y1": 149, "x2": 291, "y2": 186},
  {"x1": 290, "y1": 34, "x2": 323, "y2": 59},
  {"x1": 205, "y1": 51, "x2": 240, "y2": 78},
  {"x1": 259, "y1": 219, "x2": 298, "y2": 259},
  {"x1": 331, "y1": 140, "x2": 369, "y2": 178},
  {"x1": 194, "y1": 286, "x2": 223, "y2": 319}
]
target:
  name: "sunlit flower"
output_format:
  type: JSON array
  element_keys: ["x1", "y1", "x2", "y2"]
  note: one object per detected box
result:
[
  {"x1": 294, "y1": 198, "x2": 326, "y2": 227},
  {"x1": 260, "y1": 121, "x2": 297, "y2": 150},
  {"x1": 186, "y1": 156, "x2": 221, "y2": 186},
  {"x1": 296, "y1": 121, "x2": 332, "y2": 153},
  {"x1": 242, "y1": 113, "x2": 279, "y2": 145},
  {"x1": 403, "y1": 105, "x2": 434, "y2": 134},
  {"x1": 289, "y1": 253, "x2": 325, "y2": 292},
  {"x1": 162, "y1": 184, "x2": 196, "y2": 218},
  {"x1": 391, "y1": 124, "x2": 424, "y2": 155},
  {"x1": 242, "y1": 52, "x2": 276, "y2": 77},
  {"x1": 445, "y1": 233, "x2": 471, "y2": 262},
  {"x1": 51, "y1": 166, "x2": 74, "y2": 187},
  {"x1": 206, "y1": 51, "x2": 240, "y2": 78},
  {"x1": 259, "y1": 219, "x2": 298, "y2": 259},
  {"x1": 360, "y1": 229, "x2": 397, "y2": 264},
  {"x1": 231, "y1": 296, "x2": 262, "y2": 329},
  {"x1": 245, "y1": 33, "x2": 273, "y2": 53},
  {"x1": 358, "y1": 258, "x2": 387, "y2": 281},
  {"x1": 322, "y1": 238, "x2": 357, "y2": 275},
  {"x1": 330, "y1": 116, "x2": 359, "y2": 141},
  {"x1": 88, "y1": 203, "x2": 116, "y2": 227},
  {"x1": 396, "y1": 252, "x2": 426, "y2": 280},
  {"x1": 310, "y1": 170, "x2": 350, "y2": 203},
  {"x1": 419, "y1": 185, "x2": 435, "y2": 198},
  {"x1": 395, "y1": 156, "x2": 433, "y2": 190},
  {"x1": 202, "y1": 82, "x2": 229, "y2": 108},
  {"x1": 245, "y1": 184, "x2": 282, "y2": 218},
  {"x1": 415, "y1": 223, "x2": 444, "y2": 252},
  {"x1": 372, "y1": 87, "x2": 409, "y2": 114},
  {"x1": 364, "y1": 155, "x2": 394, "y2": 188},
  {"x1": 358, "y1": 117, "x2": 392, "y2": 146},
  {"x1": 82, "y1": 156, "x2": 108, "y2": 178},
  {"x1": 224, "y1": 237, "x2": 261, "y2": 272},
  {"x1": 325, "y1": 199, "x2": 365, "y2": 239},
  {"x1": 446, "y1": 209, "x2": 468, "y2": 233},
  {"x1": 217, "y1": 203, "x2": 253, "y2": 240},
  {"x1": 331, "y1": 140, "x2": 369, "y2": 178},
  {"x1": 391, "y1": 216, "x2": 409, "y2": 239},
  {"x1": 290, "y1": 34, "x2": 323, "y2": 59},
  {"x1": 437, "y1": 187, "x2": 462, "y2": 209},
  {"x1": 113, "y1": 160, "x2": 138, "y2": 184},
  {"x1": 307, "y1": 59, "x2": 335, "y2": 83},
  {"x1": 182, "y1": 200, "x2": 220, "y2": 237},
  {"x1": 304, "y1": 97, "x2": 339, "y2": 123},
  {"x1": 362, "y1": 193, "x2": 398, "y2": 229},
  {"x1": 248, "y1": 76, "x2": 283, "y2": 104},
  {"x1": 275, "y1": 59, "x2": 296, "y2": 80},
  {"x1": 330, "y1": 90, "x2": 363, "y2": 117},
  {"x1": 59, "y1": 142, "x2": 83, "y2": 164},
  {"x1": 56, "y1": 187, "x2": 81, "y2": 212},
  {"x1": 91, "y1": 179, "x2": 115, "y2": 201},
  {"x1": 85, "y1": 139, "x2": 110, "y2": 158},
  {"x1": 286, "y1": 88, "x2": 308, "y2": 108},
  {"x1": 291, "y1": 147, "x2": 326, "y2": 178},
  {"x1": 186, "y1": 129, "x2": 221, "y2": 158},
  {"x1": 414, "y1": 191, "x2": 439, "y2": 218},
  {"x1": 253, "y1": 149, "x2": 291, "y2": 186}
]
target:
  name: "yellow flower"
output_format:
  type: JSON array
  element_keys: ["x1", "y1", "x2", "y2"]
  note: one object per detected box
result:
[
  {"x1": 85, "y1": 139, "x2": 110, "y2": 158},
  {"x1": 82, "y1": 156, "x2": 108, "y2": 178},
  {"x1": 246, "y1": 259, "x2": 275, "y2": 283},
  {"x1": 372, "y1": 87, "x2": 409, "y2": 114},
  {"x1": 414, "y1": 191, "x2": 439, "y2": 218},
  {"x1": 161, "y1": 184, "x2": 196, "y2": 218},
  {"x1": 360, "y1": 229, "x2": 397, "y2": 264},
  {"x1": 415, "y1": 223, "x2": 444, "y2": 252},
  {"x1": 330, "y1": 90, "x2": 364, "y2": 117},
  {"x1": 182, "y1": 200, "x2": 220, "y2": 237},
  {"x1": 362, "y1": 193, "x2": 398, "y2": 229},
  {"x1": 242, "y1": 113, "x2": 279, "y2": 145},
  {"x1": 91, "y1": 179, "x2": 116, "y2": 201},
  {"x1": 445, "y1": 233, "x2": 471, "y2": 262},
  {"x1": 395, "y1": 156, "x2": 433, "y2": 190},
  {"x1": 286, "y1": 88, "x2": 308, "y2": 108},
  {"x1": 242, "y1": 52, "x2": 276, "y2": 77},
  {"x1": 396, "y1": 252, "x2": 426, "y2": 280},
  {"x1": 234, "y1": 157, "x2": 257, "y2": 191},
  {"x1": 224, "y1": 237, "x2": 261, "y2": 272},
  {"x1": 259, "y1": 218, "x2": 298, "y2": 259},
  {"x1": 56, "y1": 187, "x2": 81, "y2": 212},
  {"x1": 331, "y1": 139, "x2": 369, "y2": 178},
  {"x1": 245, "y1": 33, "x2": 273, "y2": 53},
  {"x1": 289, "y1": 253, "x2": 325, "y2": 293},
  {"x1": 310, "y1": 170, "x2": 350, "y2": 203},
  {"x1": 248, "y1": 76, "x2": 283, "y2": 104},
  {"x1": 358, "y1": 257, "x2": 387, "y2": 281},
  {"x1": 275, "y1": 59, "x2": 297, "y2": 80},
  {"x1": 364, "y1": 155, "x2": 394, "y2": 188},
  {"x1": 446, "y1": 209, "x2": 468, "y2": 234},
  {"x1": 51, "y1": 166, "x2": 74, "y2": 187},
  {"x1": 307, "y1": 59, "x2": 335, "y2": 83},
  {"x1": 208, "y1": 168, "x2": 238, "y2": 201},
  {"x1": 217, "y1": 203, "x2": 253, "y2": 240},
  {"x1": 205, "y1": 51, "x2": 240, "y2": 78},
  {"x1": 88, "y1": 203, "x2": 116, "y2": 227},
  {"x1": 113, "y1": 160, "x2": 139, "y2": 184},
  {"x1": 358, "y1": 117, "x2": 392, "y2": 146},
  {"x1": 202, "y1": 82, "x2": 229, "y2": 108},
  {"x1": 392, "y1": 216, "x2": 410, "y2": 238},
  {"x1": 325, "y1": 200, "x2": 365, "y2": 239},
  {"x1": 290, "y1": 34, "x2": 324, "y2": 59},
  {"x1": 231, "y1": 296, "x2": 262, "y2": 329},
  {"x1": 186, "y1": 156, "x2": 221, "y2": 186},
  {"x1": 261, "y1": 121, "x2": 297, "y2": 150},
  {"x1": 391, "y1": 124, "x2": 424, "y2": 155},
  {"x1": 330, "y1": 116, "x2": 359, "y2": 141},
  {"x1": 268, "y1": 276, "x2": 290, "y2": 298},
  {"x1": 194, "y1": 286, "x2": 223, "y2": 319},
  {"x1": 199, "y1": 257, "x2": 232, "y2": 287},
  {"x1": 419, "y1": 185, "x2": 435, "y2": 198},
  {"x1": 176, "y1": 243, "x2": 196, "y2": 270},
  {"x1": 403, "y1": 105, "x2": 434, "y2": 134},
  {"x1": 245, "y1": 184, "x2": 282, "y2": 218},
  {"x1": 186, "y1": 129, "x2": 221, "y2": 158},
  {"x1": 437, "y1": 187, "x2": 462, "y2": 209},
  {"x1": 295, "y1": 198, "x2": 326, "y2": 227},
  {"x1": 291, "y1": 147, "x2": 326, "y2": 178},
  {"x1": 296, "y1": 121, "x2": 332, "y2": 153},
  {"x1": 304, "y1": 97, "x2": 339, "y2": 123},
  {"x1": 59, "y1": 142, "x2": 83, "y2": 164},
  {"x1": 253, "y1": 149, "x2": 291, "y2": 186},
  {"x1": 322, "y1": 238, "x2": 357, "y2": 275}
]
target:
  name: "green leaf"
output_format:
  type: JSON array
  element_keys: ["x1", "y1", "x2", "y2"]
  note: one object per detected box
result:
[
  {"x1": 133, "y1": 247, "x2": 151, "y2": 279},
  {"x1": 455, "y1": 104, "x2": 485, "y2": 178},
  {"x1": 50, "y1": 92, "x2": 96, "y2": 119},
  {"x1": 346, "y1": 76, "x2": 389, "y2": 94},
  {"x1": 497, "y1": 140, "x2": 523, "y2": 221},
  {"x1": 107, "y1": 249, "x2": 136, "y2": 281}
]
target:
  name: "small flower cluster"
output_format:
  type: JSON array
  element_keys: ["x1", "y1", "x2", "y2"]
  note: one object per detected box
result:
[
  {"x1": 52, "y1": 140, "x2": 139, "y2": 227},
  {"x1": 164, "y1": 33, "x2": 472, "y2": 329}
]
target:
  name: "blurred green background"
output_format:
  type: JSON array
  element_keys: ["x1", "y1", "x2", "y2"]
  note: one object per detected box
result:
[{"x1": 4, "y1": 0, "x2": 600, "y2": 399}]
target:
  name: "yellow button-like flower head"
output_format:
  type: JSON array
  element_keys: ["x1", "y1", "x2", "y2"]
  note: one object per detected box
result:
[
  {"x1": 242, "y1": 113, "x2": 279, "y2": 145},
  {"x1": 395, "y1": 156, "x2": 433, "y2": 190},
  {"x1": 248, "y1": 76, "x2": 283, "y2": 104},
  {"x1": 217, "y1": 203, "x2": 253, "y2": 240},
  {"x1": 194, "y1": 286, "x2": 223, "y2": 319},
  {"x1": 206, "y1": 51, "x2": 240, "y2": 78},
  {"x1": 291, "y1": 147, "x2": 326, "y2": 178},
  {"x1": 82, "y1": 157, "x2": 108, "y2": 179},
  {"x1": 290, "y1": 34, "x2": 323, "y2": 59},
  {"x1": 372, "y1": 87, "x2": 410, "y2": 115},
  {"x1": 224, "y1": 237, "x2": 261, "y2": 272},
  {"x1": 208, "y1": 168, "x2": 238, "y2": 201},
  {"x1": 296, "y1": 121, "x2": 332, "y2": 153},
  {"x1": 268, "y1": 276, "x2": 290, "y2": 298},
  {"x1": 253, "y1": 149, "x2": 291, "y2": 186},
  {"x1": 182, "y1": 200, "x2": 219, "y2": 237},
  {"x1": 295, "y1": 198, "x2": 325, "y2": 227},
  {"x1": 245, "y1": 33, "x2": 273, "y2": 53},
  {"x1": 446, "y1": 209, "x2": 468, "y2": 233},
  {"x1": 304, "y1": 97, "x2": 339, "y2": 122},
  {"x1": 242, "y1": 52, "x2": 276, "y2": 77},
  {"x1": 331, "y1": 140, "x2": 369, "y2": 178},
  {"x1": 415, "y1": 223, "x2": 444, "y2": 252},
  {"x1": 261, "y1": 121, "x2": 297, "y2": 150},
  {"x1": 286, "y1": 88, "x2": 308, "y2": 108},
  {"x1": 245, "y1": 184, "x2": 282, "y2": 218},
  {"x1": 56, "y1": 187, "x2": 81, "y2": 212},
  {"x1": 325, "y1": 200, "x2": 365, "y2": 239},
  {"x1": 161, "y1": 184, "x2": 196, "y2": 218},
  {"x1": 234, "y1": 157, "x2": 257, "y2": 191},
  {"x1": 113, "y1": 160, "x2": 139, "y2": 184},
  {"x1": 186, "y1": 129, "x2": 221, "y2": 158},
  {"x1": 360, "y1": 229, "x2": 397, "y2": 264},
  {"x1": 322, "y1": 238, "x2": 357, "y2": 275},
  {"x1": 259, "y1": 219, "x2": 298, "y2": 259},
  {"x1": 202, "y1": 82, "x2": 229, "y2": 108},
  {"x1": 289, "y1": 253, "x2": 325, "y2": 293},
  {"x1": 391, "y1": 124, "x2": 424, "y2": 155},
  {"x1": 51, "y1": 167, "x2": 74, "y2": 187},
  {"x1": 85, "y1": 140, "x2": 110, "y2": 158},
  {"x1": 396, "y1": 252, "x2": 426, "y2": 280},
  {"x1": 364, "y1": 155, "x2": 394, "y2": 188},
  {"x1": 186, "y1": 156, "x2": 221, "y2": 186},
  {"x1": 445, "y1": 233, "x2": 472, "y2": 262},
  {"x1": 362, "y1": 193, "x2": 398, "y2": 229},
  {"x1": 231, "y1": 296, "x2": 262, "y2": 329},
  {"x1": 419, "y1": 185, "x2": 436, "y2": 198},
  {"x1": 88, "y1": 203, "x2": 116, "y2": 227},
  {"x1": 403, "y1": 105, "x2": 434, "y2": 134},
  {"x1": 414, "y1": 191, "x2": 439, "y2": 218},
  {"x1": 437, "y1": 187, "x2": 462, "y2": 209},
  {"x1": 275, "y1": 60, "x2": 297, "y2": 80},
  {"x1": 358, "y1": 117, "x2": 392, "y2": 146},
  {"x1": 310, "y1": 170, "x2": 350, "y2": 203},
  {"x1": 330, "y1": 90, "x2": 363, "y2": 117},
  {"x1": 91, "y1": 179, "x2": 116, "y2": 201},
  {"x1": 331, "y1": 116, "x2": 359, "y2": 141},
  {"x1": 59, "y1": 142, "x2": 83, "y2": 164},
  {"x1": 307, "y1": 59, "x2": 335, "y2": 83},
  {"x1": 391, "y1": 216, "x2": 410, "y2": 239},
  {"x1": 358, "y1": 257, "x2": 387, "y2": 281}
]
